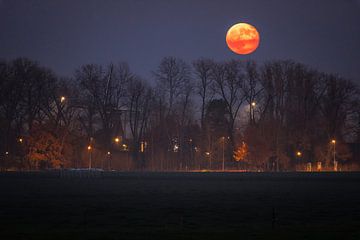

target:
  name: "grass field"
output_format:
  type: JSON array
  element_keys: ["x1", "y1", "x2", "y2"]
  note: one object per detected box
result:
[{"x1": 0, "y1": 172, "x2": 359, "y2": 239}]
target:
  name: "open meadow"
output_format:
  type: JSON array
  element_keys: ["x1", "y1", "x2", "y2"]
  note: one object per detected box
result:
[{"x1": 0, "y1": 172, "x2": 359, "y2": 239}]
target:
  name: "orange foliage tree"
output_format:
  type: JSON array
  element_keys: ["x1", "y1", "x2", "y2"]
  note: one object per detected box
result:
[
  {"x1": 233, "y1": 142, "x2": 248, "y2": 162},
  {"x1": 27, "y1": 126, "x2": 63, "y2": 169}
]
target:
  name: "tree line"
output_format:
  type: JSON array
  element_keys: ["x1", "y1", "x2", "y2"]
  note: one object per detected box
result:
[{"x1": 0, "y1": 57, "x2": 359, "y2": 171}]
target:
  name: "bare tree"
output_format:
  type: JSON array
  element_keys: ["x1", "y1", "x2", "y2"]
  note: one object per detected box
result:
[
  {"x1": 242, "y1": 60, "x2": 263, "y2": 124},
  {"x1": 193, "y1": 58, "x2": 215, "y2": 129},
  {"x1": 153, "y1": 56, "x2": 191, "y2": 116},
  {"x1": 75, "y1": 64, "x2": 103, "y2": 138},
  {"x1": 126, "y1": 77, "x2": 153, "y2": 169},
  {"x1": 153, "y1": 57, "x2": 192, "y2": 169},
  {"x1": 212, "y1": 60, "x2": 245, "y2": 152}
]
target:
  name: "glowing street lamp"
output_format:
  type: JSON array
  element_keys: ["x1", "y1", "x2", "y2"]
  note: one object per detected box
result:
[
  {"x1": 114, "y1": 137, "x2": 120, "y2": 143},
  {"x1": 205, "y1": 151, "x2": 211, "y2": 169},
  {"x1": 60, "y1": 96, "x2": 66, "y2": 103},
  {"x1": 87, "y1": 145, "x2": 92, "y2": 169},
  {"x1": 250, "y1": 102, "x2": 256, "y2": 123},
  {"x1": 19, "y1": 138, "x2": 23, "y2": 143},
  {"x1": 106, "y1": 151, "x2": 112, "y2": 170},
  {"x1": 331, "y1": 139, "x2": 337, "y2": 171},
  {"x1": 296, "y1": 151, "x2": 302, "y2": 157}
]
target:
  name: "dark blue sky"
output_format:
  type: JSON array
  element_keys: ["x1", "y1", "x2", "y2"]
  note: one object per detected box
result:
[{"x1": 1, "y1": 0, "x2": 359, "y2": 82}]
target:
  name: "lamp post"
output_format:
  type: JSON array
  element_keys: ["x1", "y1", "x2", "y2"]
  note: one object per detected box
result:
[
  {"x1": 296, "y1": 151, "x2": 307, "y2": 171},
  {"x1": 87, "y1": 145, "x2": 92, "y2": 169},
  {"x1": 222, "y1": 137, "x2": 225, "y2": 172},
  {"x1": 250, "y1": 102, "x2": 256, "y2": 123},
  {"x1": 107, "y1": 151, "x2": 111, "y2": 170},
  {"x1": 205, "y1": 151, "x2": 211, "y2": 169},
  {"x1": 331, "y1": 139, "x2": 336, "y2": 171}
]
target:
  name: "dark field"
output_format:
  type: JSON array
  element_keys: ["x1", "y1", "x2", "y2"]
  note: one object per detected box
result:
[{"x1": 1, "y1": 172, "x2": 360, "y2": 240}]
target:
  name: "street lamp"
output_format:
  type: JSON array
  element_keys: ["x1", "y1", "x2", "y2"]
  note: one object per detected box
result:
[
  {"x1": 60, "y1": 96, "x2": 66, "y2": 103},
  {"x1": 295, "y1": 150, "x2": 305, "y2": 170},
  {"x1": 107, "y1": 151, "x2": 111, "y2": 170},
  {"x1": 221, "y1": 137, "x2": 225, "y2": 172},
  {"x1": 114, "y1": 137, "x2": 120, "y2": 143},
  {"x1": 331, "y1": 139, "x2": 336, "y2": 171},
  {"x1": 250, "y1": 102, "x2": 256, "y2": 123},
  {"x1": 204, "y1": 151, "x2": 211, "y2": 169},
  {"x1": 87, "y1": 145, "x2": 92, "y2": 169}
]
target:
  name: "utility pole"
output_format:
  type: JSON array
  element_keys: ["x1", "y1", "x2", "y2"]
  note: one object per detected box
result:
[{"x1": 222, "y1": 137, "x2": 225, "y2": 172}]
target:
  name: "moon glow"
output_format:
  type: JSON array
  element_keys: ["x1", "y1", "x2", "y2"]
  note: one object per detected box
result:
[{"x1": 226, "y1": 23, "x2": 260, "y2": 55}]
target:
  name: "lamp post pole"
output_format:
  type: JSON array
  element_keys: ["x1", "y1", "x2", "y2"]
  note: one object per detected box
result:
[
  {"x1": 89, "y1": 149, "x2": 92, "y2": 169},
  {"x1": 251, "y1": 102, "x2": 256, "y2": 123},
  {"x1": 331, "y1": 139, "x2": 336, "y2": 171},
  {"x1": 222, "y1": 137, "x2": 225, "y2": 172},
  {"x1": 87, "y1": 145, "x2": 92, "y2": 169},
  {"x1": 88, "y1": 137, "x2": 94, "y2": 170}
]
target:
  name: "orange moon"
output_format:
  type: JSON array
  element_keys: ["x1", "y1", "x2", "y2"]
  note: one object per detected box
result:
[{"x1": 226, "y1": 23, "x2": 260, "y2": 55}]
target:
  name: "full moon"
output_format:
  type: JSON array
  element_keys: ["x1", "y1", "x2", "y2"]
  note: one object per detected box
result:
[{"x1": 226, "y1": 23, "x2": 260, "y2": 55}]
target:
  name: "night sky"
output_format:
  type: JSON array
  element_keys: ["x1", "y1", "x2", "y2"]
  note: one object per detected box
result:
[{"x1": 1, "y1": 0, "x2": 359, "y2": 83}]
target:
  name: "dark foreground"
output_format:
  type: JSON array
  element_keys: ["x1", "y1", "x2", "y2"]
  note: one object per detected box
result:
[{"x1": 0, "y1": 172, "x2": 360, "y2": 240}]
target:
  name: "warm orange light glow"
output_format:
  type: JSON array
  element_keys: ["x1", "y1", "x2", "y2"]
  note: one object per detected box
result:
[
  {"x1": 114, "y1": 137, "x2": 120, "y2": 143},
  {"x1": 296, "y1": 151, "x2": 302, "y2": 157},
  {"x1": 226, "y1": 23, "x2": 260, "y2": 55},
  {"x1": 19, "y1": 138, "x2": 23, "y2": 143},
  {"x1": 251, "y1": 102, "x2": 256, "y2": 107},
  {"x1": 140, "y1": 142, "x2": 145, "y2": 153},
  {"x1": 234, "y1": 142, "x2": 248, "y2": 162},
  {"x1": 331, "y1": 139, "x2": 336, "y2": 144},
  {"x1": 107, "y1": 151, "x2": 111, "y2": 155},
  {"x1": 87, "y1": 145, "x2": 92, "y2": 150},
  {"x1": 60, "y1": 96, "x2": 66, "y2": 103}
]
